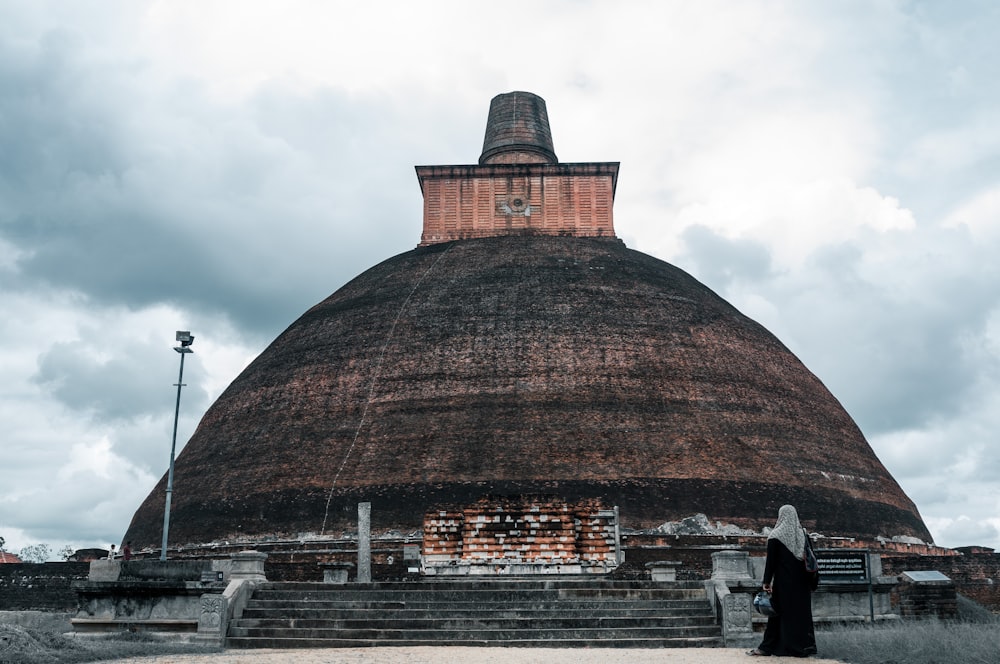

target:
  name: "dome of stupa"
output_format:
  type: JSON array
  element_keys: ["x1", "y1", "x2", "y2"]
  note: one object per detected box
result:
[{"x1": 125, "y1": 92, "x2": 930, "y2": 549}]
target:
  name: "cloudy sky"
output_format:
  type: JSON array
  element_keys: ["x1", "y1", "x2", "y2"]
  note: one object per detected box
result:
[{"x1": 2, "y1": 1, "x2": 999, "y2": 558}]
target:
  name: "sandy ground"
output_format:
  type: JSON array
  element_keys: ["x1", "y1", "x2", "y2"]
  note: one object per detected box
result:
[{"x1": 92, "y1": 647, "x2": 844, "y2": 663}]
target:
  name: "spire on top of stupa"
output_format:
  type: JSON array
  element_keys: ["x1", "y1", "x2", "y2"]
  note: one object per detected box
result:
[
  {"x1": 417, "y1": 91, "x2": 618, "y2": 246},
  {"x1": 479, "y1": 91, "x2": 558, "y2": 165}
]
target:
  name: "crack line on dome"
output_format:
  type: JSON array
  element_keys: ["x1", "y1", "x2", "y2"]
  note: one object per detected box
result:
[{"x1": 320, "y1": 244, "x2": 455, "y2": 535}]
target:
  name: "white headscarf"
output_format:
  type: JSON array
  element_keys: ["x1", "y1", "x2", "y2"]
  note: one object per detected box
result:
[{"x1": 767, "y1": 504, "x2": 806, "y2": 560}]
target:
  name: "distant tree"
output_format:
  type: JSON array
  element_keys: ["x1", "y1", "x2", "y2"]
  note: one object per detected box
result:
[
  {"x1": 58, "y1": 545, "x2": 75, "y2": 561},
  {"x1": 19, "y1": 543, "x2": 51, "y2": 563},
  {"x1": 0, "y1": 535, "x2": 5, "y2": 551}
]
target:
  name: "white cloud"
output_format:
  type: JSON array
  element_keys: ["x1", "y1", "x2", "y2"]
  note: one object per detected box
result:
[
  {"x1": 58, "y1": 438, "x2": 118, "y2": 481},
  {"x1": 900, "y1": 115, "x2": 1000, "y2": 180},
  {"x1": 2, "y1": 0, "x2": 1000, "y2": 556},
  {"x1": 0, "y1": 290, "x2": 254, "y2": 555},
  {"x1": 666, "y1": 178, "x2": 915, "y2": 270},
  {"x1": 944, "y1": 186, "x2": 1000, "y2": 237},
  {"x1": 925, "y1": 516, "x2": 1000, "y2": 550}
]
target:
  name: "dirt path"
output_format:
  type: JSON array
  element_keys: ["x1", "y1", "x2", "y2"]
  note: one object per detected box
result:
[{"x1": 93, "y1": 646, "x2": 844, "y2": 663}]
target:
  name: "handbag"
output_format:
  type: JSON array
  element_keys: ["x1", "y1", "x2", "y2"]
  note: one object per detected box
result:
[
  {"x1": 803, "y1": 532, "x2": 818, "y2": 573},
  {"x1": 803, "y1": 529, "x2": 820, "y2": 590},
  {"x1": 753, "y1": 591, "x2": 778, "y2": 617}
]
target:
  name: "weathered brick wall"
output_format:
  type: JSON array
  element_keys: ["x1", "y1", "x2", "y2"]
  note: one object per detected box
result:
[
  {"x1": 881, "y1": 552, "x2": 1000, "y2": 611},
  {"x1": 123, "y1": 235, "x2": 932, "y2": 549},
  {"x1": 423, "y1": 497, "x2": 616, "y2": 564},
  {"x1": 417, "y1": 164, "x2": 618, "y2": 246},
  {"x1": 0, "y1": 562, "x2": 89, "y2": 611},
  {"x1": 896, "y1": 582, "x2": 958, "y2": 618},
  {"x1": 263, "y1": 552, "x2": 407, "y2": 583},
  {"x1": 620, "y1": 546, "x2": 714, "y2": 581}
]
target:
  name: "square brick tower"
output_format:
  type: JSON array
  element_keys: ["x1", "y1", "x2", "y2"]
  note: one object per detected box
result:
[{"x1": 417, "y1": 91, "x2": 619, "y2": 246}]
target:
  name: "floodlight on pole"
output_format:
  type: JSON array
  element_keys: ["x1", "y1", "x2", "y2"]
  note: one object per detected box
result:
[{"x1": 161, "y1": 330, "x2": 194, "y2": 561}]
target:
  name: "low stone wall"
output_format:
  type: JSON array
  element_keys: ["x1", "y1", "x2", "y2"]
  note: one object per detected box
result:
[
  {"x1": 895, "y1": 571, "x2": 958, "y2": 619},
  {"x1": 5, "y1": 539, "x2": 998, "y2": 615},
  {"x1": 70, "y1": 550, "x2": 268, "y2": 644},
  {"x1": 626, "y1": 536, "x2": 999, "y2": 613},
  {"x1": 881, "y1": 552, "x2": 1000, "y2": 612},
  {"x1": 621, "y1": 544, "x2": 716, "y2": 580},
  {"x1": 0, "y1": 562, "x2": 90, "y2": 611}
]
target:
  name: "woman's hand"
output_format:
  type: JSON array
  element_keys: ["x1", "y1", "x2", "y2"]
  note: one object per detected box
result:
[{"x1": 762, "y1": 583, "x2": 772, "y2": 593}]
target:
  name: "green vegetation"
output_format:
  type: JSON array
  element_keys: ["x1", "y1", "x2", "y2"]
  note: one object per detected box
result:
[
  {"x1": 0, "y1": 622, "x2": 219, "y2": 664},
  {"x1": 816, "y1": 605, "x2": 999, "y2": 664},
  {"x1": 1, "y1": 600, "x2": 997, "y2": 664},
  {"x1": 17, "y1": 544, "x2": 52, "y2": 563}
]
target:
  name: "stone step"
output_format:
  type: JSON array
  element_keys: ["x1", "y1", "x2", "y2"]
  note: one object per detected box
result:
[
  {"x1": 227, "y1": 579, "x2": 723, "y2": 648},
  {"x1": 250, "y1": 589, "x2": 706, "y2": 602},
  {"x1": 228, "y1": 626, "x2": 724, "y2": 641},
  {"x1": 227, "y1": 636, "x2": 724, "y2": 649},
  {"x1": 233, "y1": 615, "x2": 717, "y2": 630},
  {"x1": 242, "y1": 599, "x2": 710, "y2": 612},
  {"x1": 262, "y1": 580, "x2": 705, "y2": 591},
  {"x1": 238, "y1": 609, "x2": 710, "y2": 623}
]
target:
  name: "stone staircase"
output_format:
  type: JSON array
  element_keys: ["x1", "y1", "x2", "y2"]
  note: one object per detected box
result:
[{"x1": 227, "y1": 578, "x2": 723, "y2": 648}]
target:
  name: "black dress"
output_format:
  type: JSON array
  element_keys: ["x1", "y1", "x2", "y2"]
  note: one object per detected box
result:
[{"x1": 759, "y1": 538, "x2": 817, "y2": 657}]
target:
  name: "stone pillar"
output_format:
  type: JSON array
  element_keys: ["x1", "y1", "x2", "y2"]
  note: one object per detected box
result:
[
  {"x1": 230, "y1": 550, "x2": 267, "y2": 582},
  {"x1": 358, "y1": 502, "x2": 372, "y2": 583},
  {"x1": 613, "y1": 505, "x2": 622, "y2": 564}
]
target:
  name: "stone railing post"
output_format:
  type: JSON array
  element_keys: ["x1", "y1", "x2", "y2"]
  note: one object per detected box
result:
[
  {"x1": 196, "y1": 592, "x2": 228, "y2": 643},
  {"x1": 196, "y1": 550, "x2": 267, "y2": 646},
  {"x1": 712, "y1": 549, "x2": 752, "y2": 581},
  {"x1": 709, "y1": 550, "x2": 755, "y2": 646},
  {"x1": 230, "y1": 550, "x2": 267, "y2": 581}
]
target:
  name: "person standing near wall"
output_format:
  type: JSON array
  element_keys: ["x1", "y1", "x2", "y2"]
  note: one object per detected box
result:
[{"x1": 748, "y1": 505, "x2": 817, "y2": 657}]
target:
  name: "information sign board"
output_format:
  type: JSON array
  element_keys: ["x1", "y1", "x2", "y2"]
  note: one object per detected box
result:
[{"x1": 816, "y1": 551, "x2": 868, "y2": 582}]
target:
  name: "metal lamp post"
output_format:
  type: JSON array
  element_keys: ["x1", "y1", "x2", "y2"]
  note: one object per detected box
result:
[{"x1": 161, "y1": 330, "x2": 194, "y2": 561}]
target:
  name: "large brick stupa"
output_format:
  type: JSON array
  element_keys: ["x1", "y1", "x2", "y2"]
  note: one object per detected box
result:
[{"x1": 125, "y1": 92, "x2": 931, "y2": 550}]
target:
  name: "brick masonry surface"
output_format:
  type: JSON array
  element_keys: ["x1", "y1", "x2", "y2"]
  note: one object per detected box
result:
[
  {"x1": 881, "y1": 551, "x2": 1000, "y2": 611},
  {"x1": 416, "y1": 163, "x2": 618, "y2": 246},
  {"x1": 896, "y1": 583, "x2": 958, "y2": 618},
  {"x1": 124, "y1": 235, "x2": 931, "y2": 549},
  {"x1": 423, "y1": 496, "x2": 615, "y2": 563},
  {"x1": 0, "y1": 562, "x2": 89, "y2": 611}
]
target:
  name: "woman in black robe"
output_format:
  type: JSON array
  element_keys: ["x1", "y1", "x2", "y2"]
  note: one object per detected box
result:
[{"x1": 748, "y1": 504, "x2": 817, "y2": 657}]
